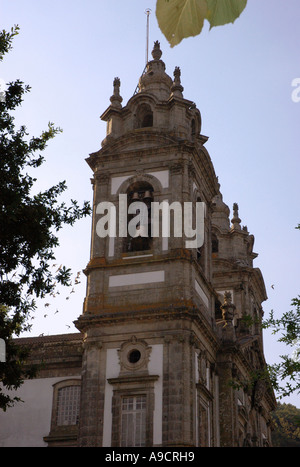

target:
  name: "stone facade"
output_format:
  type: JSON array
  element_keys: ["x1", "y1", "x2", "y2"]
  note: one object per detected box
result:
[{"x1": 0, "y1": 42, "x2": 276, "y2": 447}]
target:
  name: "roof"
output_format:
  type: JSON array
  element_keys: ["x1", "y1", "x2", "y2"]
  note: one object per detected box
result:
[{"x1": 13, "y1": 332, "x2": 83, "y2": 346}]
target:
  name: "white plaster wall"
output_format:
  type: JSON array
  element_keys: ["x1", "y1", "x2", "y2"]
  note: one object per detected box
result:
[
  {"x1": 0, "y1": 377, "x2": 79, "y2": 447},
  {"x1": 148, "y1": 344, "x2": 163, "y2": 446},
  {"x1": 102, "y1": 344, "x2": 163, "y2": 447},
  {"x1": 109, "y1": 270, "x2": 165, "y2": 287},
  {"x1": 103, "y1": 348, "x2": 119, "y2": 447}
]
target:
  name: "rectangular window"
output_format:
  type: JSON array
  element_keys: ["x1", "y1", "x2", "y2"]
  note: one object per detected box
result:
[
  {"x1": 121, "y1": 395, "x2": 146, "y2": 447},
  {"x1": 56, "y1": 385, "x2": 81, "y2": 426}
]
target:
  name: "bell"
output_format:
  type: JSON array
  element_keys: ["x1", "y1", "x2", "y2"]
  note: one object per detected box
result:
[
  {"x1": 131, "y1": 192, "x2": 139, "y2": 201},
  {"x1": 143, "y1": 190, "x2": 152, "y2": 200}
]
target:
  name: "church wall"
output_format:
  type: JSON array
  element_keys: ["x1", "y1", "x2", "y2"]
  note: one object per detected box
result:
[{"x1": 0, "y1": 376, "x2": 79, "y2": 447}]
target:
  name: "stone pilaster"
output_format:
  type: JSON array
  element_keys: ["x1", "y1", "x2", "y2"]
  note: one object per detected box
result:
[
  {"x1": 162, "y1": 332, "x2": 195, "y2": 446},
  {"x1": 217, "y1": 357, "x2": 238, "y2": 447},
  {"x1": 78, "y1": 338, "x2": 105, "y2": 447}
]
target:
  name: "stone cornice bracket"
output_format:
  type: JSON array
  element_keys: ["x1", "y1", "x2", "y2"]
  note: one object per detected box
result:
[
  {"x1": 170, "y1": 161, "x2": 184, "y2": 175},
  {"x1": 95, "y1": 172, "x2": 110, "y2": 184},
  {"x1": 82, "y1": 336, "x2": 103, "y2": 351}
]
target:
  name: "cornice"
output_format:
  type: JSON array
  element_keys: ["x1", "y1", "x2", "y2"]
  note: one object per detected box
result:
[
  {"x1": 107, "y1": 374, "x2": 159, "y2": 386},
  {"x1": 84, "y1": 248, "x2": 195, "y2": 274},
  {"x1": 74, "y1": 304, "x2": 220, "y2": 352}
]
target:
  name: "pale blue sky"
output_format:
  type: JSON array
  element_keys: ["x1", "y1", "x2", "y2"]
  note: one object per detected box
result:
[{"x1": 2, "y1": 1, "x2": 300, "y2": 405}]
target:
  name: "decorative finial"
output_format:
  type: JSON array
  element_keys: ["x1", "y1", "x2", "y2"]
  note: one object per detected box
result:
[
  {"x1": 231, "y1": 202, "x2": 241, "y2": 231},
  {"x1": 171, "y1": 66, "x2": 184, "y2": 98},
  {"x1": 110, "y1": 77, "x2": 123, "y2": 108},
  {"x1": 151, "y1": 41, "x2": 162, "y2": 61},
  {"x1": 113, "y1": 77, "x2": 120, "y2": 91},
  {"x1": 173, "y1": 66, "x2": 181, "y2": 83}
]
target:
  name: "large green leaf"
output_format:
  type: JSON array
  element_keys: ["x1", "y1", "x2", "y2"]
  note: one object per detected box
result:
[
  {"x1": 156, "y1": 0, "x2": 248, "y2": 47},
  {"x1": 206, "y1": 0, "x2": 247, "y2": 28},
  {"x1": 156, "y1": 0, "x2": 208, "y2": 48}
]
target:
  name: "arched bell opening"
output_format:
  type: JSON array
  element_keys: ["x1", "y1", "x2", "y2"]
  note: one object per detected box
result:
[
  {"x1": 123, "y1": 181, "x2": 154, "y2": 253},
  {"x1": 135, "y1": 103, "x2": 153, "y2": 129}
]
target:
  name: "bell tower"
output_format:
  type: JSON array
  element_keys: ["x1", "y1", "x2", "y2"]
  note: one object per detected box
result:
[{"x1": 75, "y1": 42, "x2": 276, "y2": 447}]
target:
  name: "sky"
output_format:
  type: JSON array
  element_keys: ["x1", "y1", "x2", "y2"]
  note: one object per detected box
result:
[{"x1": 1, "y1": 0, "x2": 300, "y2": 407}]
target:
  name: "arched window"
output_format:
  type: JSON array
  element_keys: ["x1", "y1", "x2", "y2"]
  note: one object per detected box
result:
[
  {"x1": 124, "y1": 181, "x2": 153, "y2": 253},
  {"x1": 135, "y1": 104, "x2": 153, "y2": 129}
]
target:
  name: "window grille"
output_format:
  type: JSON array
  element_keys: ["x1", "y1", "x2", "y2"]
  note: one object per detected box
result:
[{"x1": 56, "y1": 385, "x2": 81, "y2": 426}]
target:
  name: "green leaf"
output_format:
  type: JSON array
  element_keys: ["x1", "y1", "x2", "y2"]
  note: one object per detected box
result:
[
  {"x1": 156, "y1": 0, "x2": 208, "y2": 48},
  {"x1": 156, "y1": 0, "x2": 248, "y2": 47},
  {"x1": 205, "y1": 0, "x2": 247, "y2": 29}
]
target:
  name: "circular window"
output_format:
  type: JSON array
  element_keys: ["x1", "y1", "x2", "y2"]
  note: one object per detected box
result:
[
  {"x1": 119, "y1": 337, "x2": 151, "y2": 373},
  {"x1": 128, "y1": 349, "x2": 141, "y2": 364}
]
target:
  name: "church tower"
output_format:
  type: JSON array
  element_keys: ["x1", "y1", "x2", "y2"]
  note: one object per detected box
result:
[{"x1": 75, "y1": 42, "x2": 276, "y2": 447}]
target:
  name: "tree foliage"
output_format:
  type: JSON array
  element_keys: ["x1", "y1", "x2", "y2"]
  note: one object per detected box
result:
[
  {"x1": 156, "y1": 0, "x2": 247, "y2": 47},
  {"x1": 261, "y1": 225, "x2": 300, "y2": 400},
  {"x1": 0, "y1": 305, "x2": 37, "y2": 410},
  {"x1": 264, "y1": 296, "x2": 300, "y2": 399},
  {"x1": 271, "y1": 403, "x2": 300, "y2": 447},
  {"x1": 0, "y1": 26, "x2": 91, "y2": 410}
]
